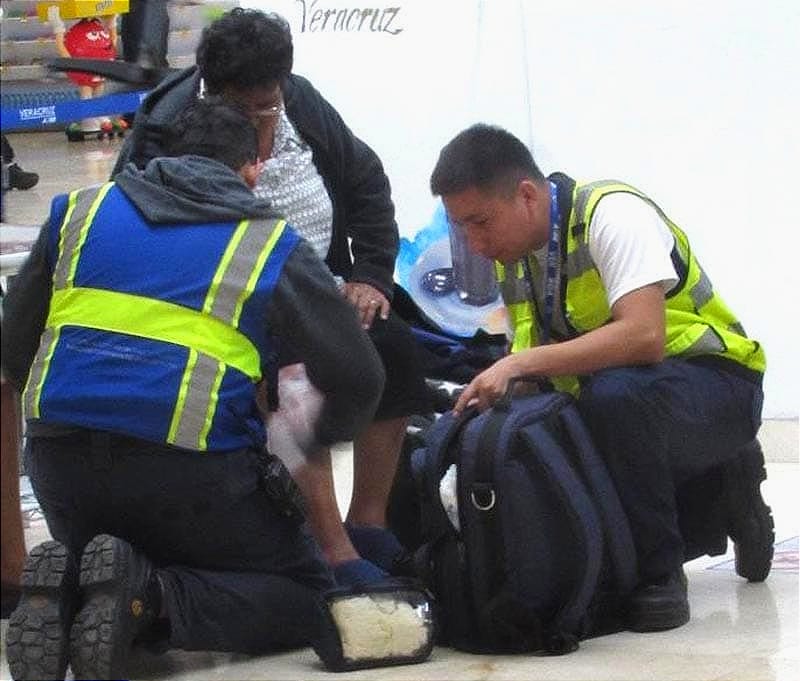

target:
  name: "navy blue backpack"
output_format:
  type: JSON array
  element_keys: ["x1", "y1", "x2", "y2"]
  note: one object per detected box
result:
[{"x1": 408, "y1": 381, "x2": 638, "y2": 654}]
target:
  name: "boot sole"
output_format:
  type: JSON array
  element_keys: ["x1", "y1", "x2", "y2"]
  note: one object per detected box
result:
[
  {"x1": 69, "y1": 534, "x2": 138, "y2": 680},
  {"x1": 730, "y1": 460, "x2": 775, "y2": 583},
  {"x1": 734, "y1": 498, "x2": 774, "y2": 582},
  {"x1": 5, "y1": 541, "x2": 73, "y2": 681}
]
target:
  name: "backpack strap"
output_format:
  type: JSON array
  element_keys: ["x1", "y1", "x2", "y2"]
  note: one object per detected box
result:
[
  {"x1": 519, "y1": 423, "x2": 604, "y2": 640},
  {"x1": 465, "y1": 392, "x2": 572, "y2": 647},
  {"x1": 462, "y1": 408, "x2": 510, "y2": 642},
  {"x1": 558, "y1": 405, "x2": 638, "y2": 594},
  {"x1": 410, "y1": 408, "x2": 477, "y2": 541}
]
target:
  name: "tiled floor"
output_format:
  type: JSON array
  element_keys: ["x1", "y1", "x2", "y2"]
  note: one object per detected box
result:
[
  {"x1": 1, "y1": 131, "x2": 799, "y2": 680},
  {"x1": 2, "y1": 131, "x2": 122, "y2": 228},
  {"x1": 1, "y1": 460, "x2": 797, "y2": 681}
]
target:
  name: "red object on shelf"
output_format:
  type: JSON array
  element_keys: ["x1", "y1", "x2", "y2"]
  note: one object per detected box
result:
[{"x1": 63, "y1": 18, "x2": 116, "y2": 86}]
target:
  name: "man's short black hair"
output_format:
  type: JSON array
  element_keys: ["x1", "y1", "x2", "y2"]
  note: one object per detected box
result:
[
  {"x1": 165, "y1": 97, "x2": 258, "y2": 171},
  {"x1": 430, "y1": 124, "x2": 545, "y2": 197},
  {"x1": 197, "y1": 8, "x2": 293, "y2": 93}
]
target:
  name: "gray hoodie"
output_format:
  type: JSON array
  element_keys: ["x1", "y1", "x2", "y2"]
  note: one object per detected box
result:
[{"x1": 115, "y1": 155, "x2": 273, "y2": 224}]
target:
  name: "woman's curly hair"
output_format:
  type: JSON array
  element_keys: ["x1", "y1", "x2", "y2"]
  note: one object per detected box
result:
[{"x1": 197, "y1": 8, "x2": 293, "y2": 93}]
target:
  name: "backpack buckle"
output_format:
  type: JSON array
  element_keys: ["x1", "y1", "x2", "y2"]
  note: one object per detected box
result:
[{"x1": 470, "y1": 484, "x2": 496, "y2": 511}]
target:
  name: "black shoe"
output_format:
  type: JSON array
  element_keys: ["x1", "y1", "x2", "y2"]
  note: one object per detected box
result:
[
  {"x1": 69, "y1": 534, "x2": 159, "y2": 680},
  {"x1": 5, "y1": 541, "x2": 79, "y2": 681},
  {"x1": 7, "y1": 163, "x2": 39, "y2": 190},
  {"x1": 626, "y1": 569, "x2": 690, "y2": 633},
  {"x1": 725, "y1": 441, "x2": 774, "y2": 582},
  {"x1": 345, "y1": 523, "x2": 410, "y2": 575}
]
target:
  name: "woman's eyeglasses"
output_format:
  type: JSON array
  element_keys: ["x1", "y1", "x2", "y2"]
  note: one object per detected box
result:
[{"x1": 247, "y1": 103, "x2": 283, "y2": 120}]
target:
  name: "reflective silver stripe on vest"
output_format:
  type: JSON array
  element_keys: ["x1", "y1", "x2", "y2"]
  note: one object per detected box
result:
[
  {"x1": 24, "y1": 185, "x2": 109, "y2": 419},
  {"x1": 170, "y1": 218, "x2": 285, "y2": 450},
  {"x1": 52, "y1": 185, "x2": 108, "y2": 289},
  {"x1": 572, "y1": 180, "x2": 625, "y2": 227},
  {"x1": 171, "y1": 352, "x2": 221, "y2": 449},
  {"x1": 688, "y1": 266, "x2": 714, "y2": 311},
  {"x1": 565, "y1": 241, "x2": 594, "y2": 280},
  {"x1": 689, "y1": 326, "x2": 726, "y2": 356},
  {"x1": 568, "y1": 181, "x2": 624, "y2": 280},
  {"x1": 205, "y1": 219, "x2": 280, "y2": 322},
  {"x1": 22, "y1": 327, "x2": 58, "y2": 420},
  {"x1": 498, "y1": 262, "x2": 531, "y2": 304}
]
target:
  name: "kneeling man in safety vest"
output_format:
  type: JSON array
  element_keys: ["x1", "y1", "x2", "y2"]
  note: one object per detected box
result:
[
  {"x1": 430, "y1": 124, "x2": 772, "y2": 633},
  {"x1": 2, "y1": 99, "x2": 431, "y2": 680}
]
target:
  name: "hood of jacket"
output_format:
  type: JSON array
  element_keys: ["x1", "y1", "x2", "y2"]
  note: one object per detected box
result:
[{"x1": 114, "y1": 155, "x2": 278, "y2": 224}]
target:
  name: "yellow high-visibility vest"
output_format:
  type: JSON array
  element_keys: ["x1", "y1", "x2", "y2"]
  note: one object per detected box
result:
[{"x1": 496, "y1": 179, "x2": 765, "y2": 394}]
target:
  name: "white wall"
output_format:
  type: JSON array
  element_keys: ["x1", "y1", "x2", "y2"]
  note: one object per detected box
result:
[{"x1": 243, "y1": 0, "x2": 799, "y2": 418}]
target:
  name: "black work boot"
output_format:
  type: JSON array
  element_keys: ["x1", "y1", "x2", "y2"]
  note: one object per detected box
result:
[
  {"x1": 626, "y1": 569, "x2": 690, "y2": 633},
  {"x1": 725, "y1": 441, "x2": 774, "y2": 582},
  {"x1": 5, "y1": 541, "x2": 79, "y2": 681},
  {"x1": 69, "y1": 535, "x2": 160, "y2": 680},
  {"x1": 7, "y1": 163, "x2": 39, "y2": 190}
]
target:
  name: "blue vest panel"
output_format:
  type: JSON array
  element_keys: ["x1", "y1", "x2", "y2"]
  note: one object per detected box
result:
[{"x1": 26, "y1": 184, "x2": 300, "y2": 451}]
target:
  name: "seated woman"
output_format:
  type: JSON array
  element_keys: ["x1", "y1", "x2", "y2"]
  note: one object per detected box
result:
[{"x1": 113, "y1": 8, "x2": 431, "y2": 585}]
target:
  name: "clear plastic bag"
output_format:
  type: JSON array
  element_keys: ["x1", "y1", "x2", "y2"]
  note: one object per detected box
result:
[
  {"x1": 266, "y1": 363, "x2": 324, "y2": 472},
  {"x1": 314, "y1": 581, "x2": 435, "y2": 672}
]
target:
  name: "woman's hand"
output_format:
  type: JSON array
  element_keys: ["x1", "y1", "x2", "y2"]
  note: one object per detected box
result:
[{"x1": 342, "y1": 282, "x2": 389, "y2": 329}]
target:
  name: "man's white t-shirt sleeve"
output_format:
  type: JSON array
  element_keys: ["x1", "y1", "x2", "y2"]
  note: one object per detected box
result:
[{"x1": 587, "y1": 193, "x2": 679, "y2": 308}]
